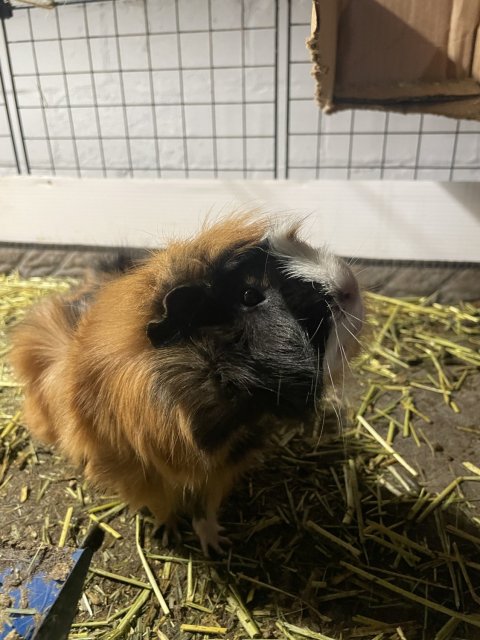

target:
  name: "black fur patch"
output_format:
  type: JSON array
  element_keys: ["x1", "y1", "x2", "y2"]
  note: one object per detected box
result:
[
  {"x1": 147, "y1": 284, "x2": 234, "y2": 347},
  {"x1": 190, "y1": 395, "x2": 248, "y2": 452},
  {"x1": 227, "y1": 423, "x2": 266, "y2": 465},
  {"x1": 275, "y1": 273, "x2": 332, "y2": 350},
  {"x1": 154, "y1": 241, "x2": 333, "y2": 456}
]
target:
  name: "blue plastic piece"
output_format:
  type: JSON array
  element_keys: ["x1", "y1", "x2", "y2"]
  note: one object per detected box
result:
[
  {"x1": 0, "y1": 549, "x2": 83, "y2": 640},
  {"x1": 1, "y1": 527, "x2": 104, "y2": 640}
]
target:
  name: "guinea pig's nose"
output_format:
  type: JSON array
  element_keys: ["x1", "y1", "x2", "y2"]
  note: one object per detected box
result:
[
  {"x1": 337, "y1": 272, "x2": 360, "y2": 306},
  {"x1": 338, "y1": 289, "x2": 352, "y2": 304},
  {"x1": 341, "y1": 288, "x2": 357, "y2": 306}
]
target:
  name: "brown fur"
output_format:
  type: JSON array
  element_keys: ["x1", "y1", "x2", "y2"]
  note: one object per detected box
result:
[{"x1": 10, "y1": 216, "x2": 271, "y2": 540}]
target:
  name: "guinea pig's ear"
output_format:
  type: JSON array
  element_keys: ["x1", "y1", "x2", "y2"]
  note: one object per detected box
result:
[{"x1": 146, "y1": 284, "x2": 209, "y2": 347}]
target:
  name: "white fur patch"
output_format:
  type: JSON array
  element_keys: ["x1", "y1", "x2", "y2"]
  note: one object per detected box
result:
[
  {"x1": 268, "y1": 227, "x2": 364, "y2": 382},
  {"x1": 268, "y1": 228, "x2": 347, "y2": 295}
]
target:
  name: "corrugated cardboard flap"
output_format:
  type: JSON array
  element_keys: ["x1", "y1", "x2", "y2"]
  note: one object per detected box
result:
[{"x1": 308, "y1": 0, "x2": 480, "y2": 120}]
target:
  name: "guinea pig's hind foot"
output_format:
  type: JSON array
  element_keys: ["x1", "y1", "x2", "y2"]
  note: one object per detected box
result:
[{"x1": 192, "y1": 516, "x2": 231, "y2": 557}]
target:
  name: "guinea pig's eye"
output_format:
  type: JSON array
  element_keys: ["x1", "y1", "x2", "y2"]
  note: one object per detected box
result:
[{"x1": 242, "y1": 287, "x2": 265, "y2": 307}]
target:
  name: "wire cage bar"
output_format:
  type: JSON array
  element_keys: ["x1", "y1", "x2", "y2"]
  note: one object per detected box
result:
[{"x1": 0, "y1": 23, "x2": 21, "y2": 174}]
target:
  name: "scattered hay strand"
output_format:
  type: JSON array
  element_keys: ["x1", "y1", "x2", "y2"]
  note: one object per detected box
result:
[
  {"x1": 340, "y1": 561, "x2": 480, "y2": 629},
  {"x1": 356, "y1": 415, "x2": 418, "y2": 477},
  {"x1": 226, "y1": 585, "x2": 261, "y2": 638},
  {"x1": 180, "y1": 624, "x2": 228, "y2": 634},
  {"x1": 277, "y1": 621, "x2": 337, "y2": 640},
  {"x1": 88, "y1": 567, "x2": 151, "y2": 590},
  {"x1": 135, "y1": 514, "x2": 170, "y2": 617},
  {"x1": 103, "y1": 588, "x2": 151, "y2": 640},
  {"x1": 306, "y1": 521, "x2": 362, "y2": 558},
  {"x1": 58, "y1": 505, "x2": 74, "y2": 548}
]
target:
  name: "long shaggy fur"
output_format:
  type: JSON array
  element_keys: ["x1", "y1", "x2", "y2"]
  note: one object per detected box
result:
[
  {"x1": 10, "y1": 217, "x2": 271, "y2": 531},
  {"x1": 10, "y1": 214, "x2": 363, "y2": 552}
]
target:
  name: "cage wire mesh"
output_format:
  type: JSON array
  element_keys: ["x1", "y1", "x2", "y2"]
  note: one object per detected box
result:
[
  {"x1": 0, "y1": 55, "x2": 19, "y2": 174},
  {"x1": 1, "y1": 0, "x2": 480, "y2": 180}
]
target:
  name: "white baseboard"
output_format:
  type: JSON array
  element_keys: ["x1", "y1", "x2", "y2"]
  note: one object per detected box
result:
[{"x1": 1, "y1": 177, "x2": 479, "y2": 262}]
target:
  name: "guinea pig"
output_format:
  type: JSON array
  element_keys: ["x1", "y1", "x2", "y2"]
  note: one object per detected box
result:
[{"x1": 10, "y1": 214, "x2": 364, "y2": 555}]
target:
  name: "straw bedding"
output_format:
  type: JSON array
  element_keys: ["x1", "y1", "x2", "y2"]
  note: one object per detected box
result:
[{"x1": 0, "y1": 274, "x2": 479, "y2": 640}]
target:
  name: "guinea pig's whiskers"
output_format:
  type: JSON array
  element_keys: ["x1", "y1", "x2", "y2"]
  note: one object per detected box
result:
[
  {"x1": 314, "y1": 403, "x2": 327, "y2": 447},
  {"x1": 338, "y1": 338, "x2": 353, "y2": 378},
  {"x1": 326, "y1": 300, "x2": 346, "y2": 397},
  {"x1": 346, "y1": 256, "x2": 359, "y2": 268},
  {"x1": 340, "y1": 321, "x2": 365, "y2": 349},
  {"x1": 312, "y1": 347, "x2": 322, "y2": 412},
  {"x1": 342, "y1": 316, "x2": 363, "y2": 337},
  {"x1": 338, "y1": 337, "x2": 352, "y2": 397},
  {"x1": 341, "y1": 308, "x2": 365, "y2": 338},
  {"x1": 342, "y1": 308, "x2": 364, "y2": 324},
  {"x1": 347, "y1": 259, "x2": 370, "y2": 276},
  {"x1": 325, "y1": 357, "x2": 344, "y2": 434},
  {"x1": 350, "y1": 265, "x2": 370, "y2": 278},
  {"x1": 308, "y1": 317, "x2": 324, "y2": 344}
]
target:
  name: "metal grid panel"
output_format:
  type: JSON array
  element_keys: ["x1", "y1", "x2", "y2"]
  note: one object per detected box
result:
[
  {"x1": 0, "y1": 50, "x2": 20, "y2": 175},
  {"x1": 2, "y1": 0, "x2": 480, "y2": 180},
  {"x1": 4, "y1": 0, "x2": 278, "y2": 178},
  {"x1": 286, "y1": 0, "x2": 480, "y2": 180}
]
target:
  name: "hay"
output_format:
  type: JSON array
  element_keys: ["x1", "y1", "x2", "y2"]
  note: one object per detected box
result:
[{"x1": 0, "y1": 273, "x2": 479, "y2": 639}]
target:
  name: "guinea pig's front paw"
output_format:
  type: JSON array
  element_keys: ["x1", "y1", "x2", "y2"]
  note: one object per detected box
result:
[
  {"x1": 192, "y1": 516, "x2": 231, "y2": 557},
  {"x1": 153, "y1": 516, "x2": 182, "y2": 548}
]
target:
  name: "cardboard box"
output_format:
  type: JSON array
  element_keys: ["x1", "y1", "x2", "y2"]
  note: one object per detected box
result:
[{"x1": 308, "y1": 0, "x2": 480, "y2": 119}]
